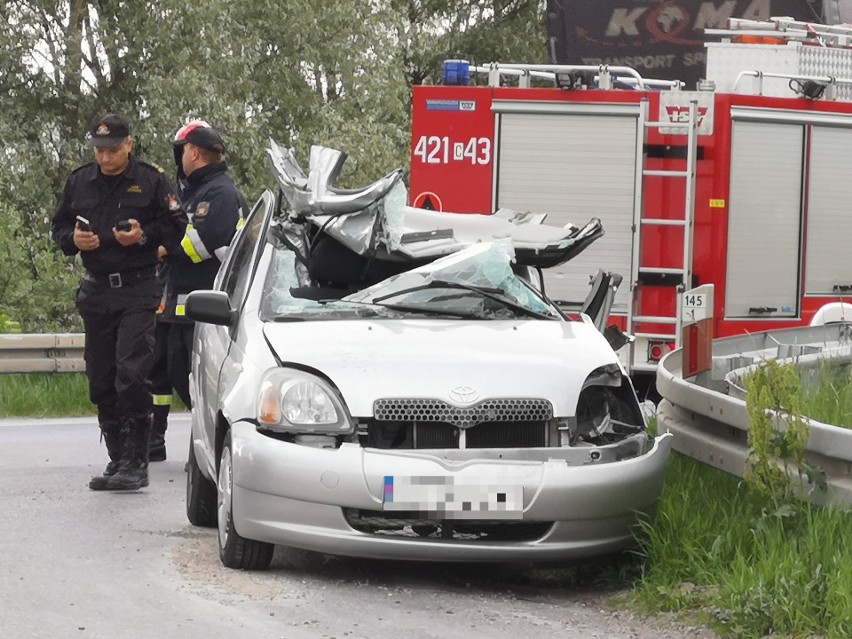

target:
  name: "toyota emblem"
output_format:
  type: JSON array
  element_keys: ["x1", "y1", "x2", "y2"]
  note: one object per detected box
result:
[{"x1": 449, "y1": 385, "x2": 478, "y2": 404}]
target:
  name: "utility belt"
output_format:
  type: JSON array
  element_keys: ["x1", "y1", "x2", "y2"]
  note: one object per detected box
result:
[{"x1": 85, "y1": 266, "x2": 157, "y2": 289}]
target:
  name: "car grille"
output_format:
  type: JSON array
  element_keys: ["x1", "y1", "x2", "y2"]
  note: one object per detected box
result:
[
  {"x1": 374, "y1": 398, "x2": 552, "y2": 429},
  {"x1": 367, "y1": 398, "x2": 552, "y2": 450},
  {"x1": 343, "y1": 508, "x2": 553, "y2": 542}
]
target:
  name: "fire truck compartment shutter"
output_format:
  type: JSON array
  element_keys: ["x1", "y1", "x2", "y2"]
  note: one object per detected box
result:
[
  {"x1": 493, "y1": 110, "x2": 637, "y2": 310},
  {"x1": 805, "y1": 126, "x2": 852, "y2": 296},
  {"x1": 725, "y1": 121, "x2": 802, "y2": 319}
]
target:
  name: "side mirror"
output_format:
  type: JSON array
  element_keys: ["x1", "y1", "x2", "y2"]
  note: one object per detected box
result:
[{"x1": 185, "y1": 291, "x2": 236, "y2": 326}]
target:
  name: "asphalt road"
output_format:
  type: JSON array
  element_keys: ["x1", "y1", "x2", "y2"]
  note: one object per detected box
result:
[{"x1": 0, "y1": 415, "x2": 717, "y2": 639}]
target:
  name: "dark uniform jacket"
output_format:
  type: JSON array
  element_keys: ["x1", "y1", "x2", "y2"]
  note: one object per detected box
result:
[
  {"x1": 51, "y1": 158, "x2": 186, "y2": 314},
  {"x1": 162, "y1": 162, "x2": 246, "y2": 321},
  {"x1": 51, "y1": 158, "x2": 185, "y2": 276}
]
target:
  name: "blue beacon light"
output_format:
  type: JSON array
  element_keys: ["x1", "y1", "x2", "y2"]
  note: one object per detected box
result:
[{"x1": 442, "y1": 59, "x2": 470, "y2": 86}]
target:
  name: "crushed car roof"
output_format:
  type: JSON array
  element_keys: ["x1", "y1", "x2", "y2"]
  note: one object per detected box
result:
[{"x1": 266, "y1": 141, "x2": 605, "y2": 268}]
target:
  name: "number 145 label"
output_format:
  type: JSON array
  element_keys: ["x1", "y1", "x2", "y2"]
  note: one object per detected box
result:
[
  {"x1": 683, "y1": 294, "x2": 706, "y2": 308},
  {"x1": 413, "y1": 135, "x2": 492, "y2": 165}
]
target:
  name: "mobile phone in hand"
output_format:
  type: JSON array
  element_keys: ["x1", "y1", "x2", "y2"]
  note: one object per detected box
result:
[
  {"x1": 116, "y1": 220, "x2": 132, "y2": 232},
  {"x1": 75, "y1": 215, "x2": 92, "y2": 232}
]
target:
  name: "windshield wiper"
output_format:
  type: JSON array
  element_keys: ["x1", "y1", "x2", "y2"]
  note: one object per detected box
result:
[
  {"x1": 371, "y1": 279, "x2": 556, "y2": 320},
  {"x1": 373, "y1": 303, "x2": 480, "y2": 319},
  {"x1": 371, "y1": 280, "x2": 504, "y2": 304}
]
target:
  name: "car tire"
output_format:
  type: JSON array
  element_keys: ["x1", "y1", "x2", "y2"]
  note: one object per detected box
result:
[
  {"x1": 186, "y1": 435, "x2": 217, "y2": 527},
  {"x1": 217, "y1": 430, "x2": 274, "y2": 570}
]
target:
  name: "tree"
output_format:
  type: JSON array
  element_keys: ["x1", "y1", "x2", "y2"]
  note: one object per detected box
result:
[{"x1": 0, "y1": 0, "x2": 546, "y2": 331}]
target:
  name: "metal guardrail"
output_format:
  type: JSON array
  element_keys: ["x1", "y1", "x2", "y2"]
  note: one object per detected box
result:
[
  {"x1": 0, "y1": 333, "x2": 85, "y2": 374},
  {"x1": 656, "y1": 323, "x2": 852, "y2": 508}
]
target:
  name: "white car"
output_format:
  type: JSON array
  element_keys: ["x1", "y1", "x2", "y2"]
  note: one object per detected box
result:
[{"x1": 184, "y1": 143, "x2": 672, "y2": 570}]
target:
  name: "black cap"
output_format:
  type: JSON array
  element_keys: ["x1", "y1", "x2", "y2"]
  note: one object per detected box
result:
[
  {"x1": 87, "y1": 114, "x2": 131, "y2": 148},
  {"x1": 172, "y1": 120, "x2": 225, "y2": 152}
]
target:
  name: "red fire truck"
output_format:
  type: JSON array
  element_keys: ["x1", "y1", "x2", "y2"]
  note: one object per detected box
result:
[{"x1": 408, "y1": 17, "x2": 852, "y2": 378}]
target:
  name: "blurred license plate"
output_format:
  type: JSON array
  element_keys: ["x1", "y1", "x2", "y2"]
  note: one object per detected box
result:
[{"x1": 382, "y1": 476, "x2": 523, "y2": 519}]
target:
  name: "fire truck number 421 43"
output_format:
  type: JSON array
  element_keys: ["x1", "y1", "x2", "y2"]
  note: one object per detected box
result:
[{"x1": 413, "y1": 135, "x2": 492, "y2": 165}]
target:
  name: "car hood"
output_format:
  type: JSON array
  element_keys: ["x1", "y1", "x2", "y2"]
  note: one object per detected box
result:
[{"x1": 262, "y1": 319, "x2": 619, "y2": 417}]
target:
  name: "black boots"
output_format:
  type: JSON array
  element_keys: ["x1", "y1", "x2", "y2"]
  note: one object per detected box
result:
[
  {"x1": 149, "y1": 403, "x2": 169, "y2": 462},
  {"x1": 89, "y1": 424, "x2": 125, "y2": 490},
  {"x1": 91, "y1": 416, "x2": 151, "y2": 491}
]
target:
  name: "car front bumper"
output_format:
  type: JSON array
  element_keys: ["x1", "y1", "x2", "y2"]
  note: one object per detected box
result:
[{"x1": 229, "y1": 421, "x2": 673, "y2": 561}]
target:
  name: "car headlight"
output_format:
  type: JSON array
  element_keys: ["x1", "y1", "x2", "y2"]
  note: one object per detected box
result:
[{"x1": 257, "y1": 369, "x2": 353, "y2": 434}]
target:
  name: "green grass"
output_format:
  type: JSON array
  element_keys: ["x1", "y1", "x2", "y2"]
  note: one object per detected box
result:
[
  {"x1": 0, "y1": 373, "x2": 186, "y2": 417},
  {"x1": 800, "y1": 361, "x2": 852, "y2": 429},
  {"x1": 631, "y1": 453, "x2": 852, "y2": 639}
]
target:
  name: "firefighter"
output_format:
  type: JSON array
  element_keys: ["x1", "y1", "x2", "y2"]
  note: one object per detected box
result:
[
  {"x1": 156, "y1": 119, "x2": 246, "y2": 437},
  {"x1": 50, "y1": 114, "x2": 186, "y2": 491},
  {"x1": 148, "y1": 253, "x2": 173, "y2": 462}
]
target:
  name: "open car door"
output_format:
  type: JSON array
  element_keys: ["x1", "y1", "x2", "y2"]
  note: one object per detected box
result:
[{"x1": 580, "y1": 270, "x2": 631, "y2": 351}]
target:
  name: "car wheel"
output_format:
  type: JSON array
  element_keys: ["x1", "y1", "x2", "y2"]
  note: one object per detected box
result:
[
  {"x1": 186, "y1": 435, "x2": 217, "y2": 527},
  {"x1": 217, "y1": 430, "x2": 274, "y2": 570}
]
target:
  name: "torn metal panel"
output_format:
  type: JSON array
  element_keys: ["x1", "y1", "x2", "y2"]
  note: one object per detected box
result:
[
  {"x1": 392, "y1": 205, "x2": 604, "y2": 268},
  {"x1": 267, "y1": 140, "x2": 402, "y2": 217}
]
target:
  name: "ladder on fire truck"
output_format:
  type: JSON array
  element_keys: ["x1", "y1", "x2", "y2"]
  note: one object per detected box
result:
[
  {"x1": 627, "y1": 99, "x2": 699, "y2": 371},
  {"x1": 708, "y1": 16, "x2": 852, "y2": 47}
]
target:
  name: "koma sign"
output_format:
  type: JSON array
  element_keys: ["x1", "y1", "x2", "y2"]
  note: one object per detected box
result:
[{"x1": 546, "y1": 0, "x2": 824, "y2": 87}]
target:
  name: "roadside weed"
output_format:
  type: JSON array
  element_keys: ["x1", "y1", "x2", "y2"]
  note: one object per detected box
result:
[
  {"x1": 800, "y1": 359, "x2": 852, "y2": 429},
  {"x1": 743, "y1": 359, "x2": 811, "y2": 504},
  {"x1": 633, "y1": 454, "x2": 852, "y2": 639}
]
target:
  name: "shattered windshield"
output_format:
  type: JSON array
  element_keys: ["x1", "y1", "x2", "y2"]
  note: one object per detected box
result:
[{"x1": 260, "y1": 240, "x2": 562, "y2": 322}]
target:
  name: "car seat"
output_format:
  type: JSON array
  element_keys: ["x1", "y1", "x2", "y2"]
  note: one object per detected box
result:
[{"x1": 289, "y1": 234, "x2": 408, "y2": 301}]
